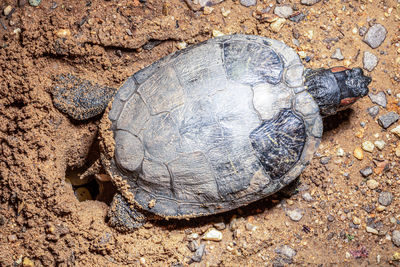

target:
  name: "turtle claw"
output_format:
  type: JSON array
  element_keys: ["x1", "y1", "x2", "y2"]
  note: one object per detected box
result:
[{"x1": 108, "y1": 194, "x2": 146, "y2": 232}]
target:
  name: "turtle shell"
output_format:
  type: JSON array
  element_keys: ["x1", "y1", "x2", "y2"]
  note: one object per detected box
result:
[{"x1": 105, "y1": 35, "x2": 322, "y2": 218}]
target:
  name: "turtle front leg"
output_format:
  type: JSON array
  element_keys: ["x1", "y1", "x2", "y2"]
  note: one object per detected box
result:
[{"x1": 108, "y1": 193, "x2": 146, "y2": 232}]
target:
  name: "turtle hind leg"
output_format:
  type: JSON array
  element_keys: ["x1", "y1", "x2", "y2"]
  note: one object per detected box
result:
[
  {"x1": 52, "y1": 73, "x2": 117, "y2": 120},
  {"x1": 107, "y1": 193, "x2": 146, "y2": 232}
]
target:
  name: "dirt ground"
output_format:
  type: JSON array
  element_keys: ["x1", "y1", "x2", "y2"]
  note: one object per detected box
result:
[{"x1": 1, "y1": 0, "x2": 400, "y2": 266}]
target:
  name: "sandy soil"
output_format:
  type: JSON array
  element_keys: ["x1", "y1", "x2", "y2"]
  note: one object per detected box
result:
[{"x1": 1, "y1": 0, "x2": 400, "y2": 266}]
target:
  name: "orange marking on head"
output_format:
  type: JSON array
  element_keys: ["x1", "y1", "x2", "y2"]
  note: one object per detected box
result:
[
  {"x1": 340, "y1": 97, "x2": 359, "y2": 106},
  {"x1": 331, "y1": 66, "x2": 350, "y2": 73}
]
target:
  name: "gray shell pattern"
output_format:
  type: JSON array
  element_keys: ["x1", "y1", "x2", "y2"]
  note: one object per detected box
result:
[{"x1": 107, "y1": 35, "x2": 322, "y2": 218}]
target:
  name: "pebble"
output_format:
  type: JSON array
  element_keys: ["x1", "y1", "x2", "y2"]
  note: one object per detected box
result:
[
  {"x1": 245, "y1": 222, "x2": 256, "y2": 231},
  {"x1": 366, "y1": 179, "x2": 379, "y2": 189},
  {"x1": 23, "y1": 257, "x2": 34, "y2": 267},
  {"x1": 300, "y1": 0, "x2": 321, "y2": 5},
  {"x1": 286, "y1": 209, "x2": 304, "y2": 221},
  {"x1": 367, "y1": 106, "x2": 379, "y2": 118},
  {"x1": 378, "y1": 191, "x2": 393, "y2": 206},
  {"x1": 352, "y1": 216, "x2": 361, "y2": 225},
  {"x1": 176, "y1": 41, "x2": 187, "y2": 50},
  {"x1": 331, "y1": 48, "x2": 344, "y2": 60},
  {"x1": 390, "y1": 125, "x2": 400, "y2": 137},
  {"x1": 363, "y1": 24, "x2": 387, "y2": 49},
  {"x1": 376, "y1": 205, "x2": 386, "y2": 212},
  {"x1": 368, "y1": 92, "x2": 387, "y2": 108},
  {"x1": 363, "y1": 51, "x2": 378, "y2": 72},
  {"x1": 394, "y1": 252, "x2": 400, "y2": 261},
  {"x1": 203, "y1": 6, "x2": 214, "y2": 15},
  {"x1": 374, "y1": 140, "x2": 385, "y2": 150},
  {"x1": 3, "y1": 5, "x2": 12, "y2": 16},
  {"x1": 359, "y1": 26, "x2": 367, "y2": 36},
  {"x1": 239, "y1": 0, "x2": 256, "y2": 7},
  {"x1": 366, "y1": 226, "x2": 379, "y2": 235},
  {"x1": 274, "y1": 5, "x2": 293, "y2": 18},
  {"x1": 202, "y1": 228, "x2": 222, "y2": 241},
  {"x1": 275, "y1": 245, "x2": 297, "y2": 258},
  {"x1": 327, "y1": 214, "x2": 335, "y2": 222},
  {"x1": 320, "y1": 156, "x2": 330, "y2": 165},
  {"x1": 212, "y1": 29, "x2": 224, "y2": 37},
  {"x1": 378, "y1": 112, "x2": 399, "y2": 129},
  {"x1": 213, "y1": 222, "x2": 226, "y2": 230},
  {"x1": 360, "y1": 166, "x2": 373, "y2": 177},
  {"x1": 396, "y1": 145, "x2": 400, "y2": 157},
  {"x1": 392, "y1": 230, "x2": 400, "y2": 247},
  {"x1": 191, "y1": 244, "x2": 206, "y2": 262},
  {"x1": 353, "y1": 147, "x2": 364, "y2": 160},
  {"x1": 302, "y1": 192, "x2": 313, "y2": 202},
  {"x1": 28, "y1": 0, "x2": 41, "y2": 6},
  {"x1": 270, "y1": 18, "x2": 286, "y2": 33},
  {"x1": 362, "y1": 141, "x2": 374, "y2": 152},
  {"x1": 187, "y1": 240, "x2": 199, "y2": 252},
  {"x1": 55, "y1": 29, "x2": 71, "y2": 38},
  {"x1": 187, "y1": 233, "x2": 199, "y2": 241},
  {"x1": 74, "y1": 187, "x2": 92, "y2": 201},
  {"x1": 289, "y1": 12, "x2": 306, "y2": 23},
  {"x1": 336, "y1": 147, "x2": 345, "y2": 157}
]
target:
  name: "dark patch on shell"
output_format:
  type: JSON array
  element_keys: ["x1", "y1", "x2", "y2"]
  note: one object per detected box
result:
[{"x1": 250, "y1": 109, "x2": 306, "y2": 180}]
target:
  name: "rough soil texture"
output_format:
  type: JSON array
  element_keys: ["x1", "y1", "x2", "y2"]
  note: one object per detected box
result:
[{"x1": 1, "y1": 0, "x2": 400, "y2": 266}]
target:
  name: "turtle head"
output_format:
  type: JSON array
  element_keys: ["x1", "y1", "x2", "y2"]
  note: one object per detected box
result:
[{"x1": 305, "y1": 67, "x2": 371, "y2": 117}]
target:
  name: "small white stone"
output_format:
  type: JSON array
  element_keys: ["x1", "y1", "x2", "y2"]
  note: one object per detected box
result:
[
  {"x1": 3, "y1": 5, "x2": 12, "y2": 16},
  {"x1": 212, "y1": 30, "x2": 224, "y2": 37},
  {"x1": 367, "y1": 179, "x2": 379, "y2": 189},
  {"x1": 176, "y1": 41, "x2": 187, "y2": 50},
  {"x1": 391, "y1": 125, "x2": 400, "y2": 137},
  {"x1": 187, "y1": 233, "x2": 199, "y2": 240},
  {"x1": 366, "y1": 226, "x2": 379, "y2": 235},
  {"x1": 362, "y1": 141, "x2": 375, "y2": 152},
  {"x1": 336, "y1": 147, "x2": 345, "y2": 156},
  {"x1": 270, "y1": 18, "x2": 286, "y2": 33},
  {"x1": 202, "y1": 228, "x2": 223, "y2": 241},
  {"x1": 374, "y1": 140, "x2": 386, "y2": 150}
]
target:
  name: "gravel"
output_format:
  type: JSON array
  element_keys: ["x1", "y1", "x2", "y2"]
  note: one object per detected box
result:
[
  {"x1": 302, "y1": 192, "x2": 313, "y2": 202},
  {"x1": 191, "y1": 244, "x2": 206, "y2": 262},
  {"x1": 362, "y1": 141, "x2": 374, "y2": 152},
  {"x1": 359, "y1": 26, "x2": 367, "y2": 36},
  {"x1": 28, "y1": 0, "x2": 41, "y2": 6},
  {"x1": 274, "y1": 5, "x2": 293, "y2": 18},
  {"x1": 374, "y1": 140, "x2": 385, "y2": 150},
  {"x1": 363, "y1": 51, "x2": 378, "y2": 71},
  {"x1": 366, "y1": 226, "x2": 379, "y2": 235},
  {"x1": 392, "y1": 230, "x2": 400, "y2": 247},
  {"x1": 275, "y1": 245, "x2": 297, "y2": 258},
  {"x1": 378, "y1": 112, "x2": 399, "y2": 129},
  {"x1": 368, "y1": 92, "x2": 387, "y2": 108},
  {"x1": 240, "y1": 0, "x2": 257, "y2": 7},
  {"x1": 202, "y1": 228, "x2": 222, "y2": 241},
  {"x1": 331, "y1": 48, "x2": 344, "y2": 60},
  {"x1": 367, "y1": 106, "x2": 379, "y2": 118},
  {"x1": 366, "y1": 179, "x2": 379, "y2": 190},
  {"x1": 360, "y1": 166, "x2": 373, "y2": 177},
  {"x1": 378, "y1": 191, "x2": 393, "y2": 206},
  {"x1": 320, "y1": 156, "x2": 330, "y2": 165},
  {"x1": 286, "y1": 209, "x2": 304, "y2": 221},
  {"x1": 289, "y1": 12, "x2": 306, "y2": 23},
  {"x1": 300, "y1": 0, "x2": 321, "y2": 5},
  {"x1": 363, "y1": 24, "x2": 387, "y2": 48}
]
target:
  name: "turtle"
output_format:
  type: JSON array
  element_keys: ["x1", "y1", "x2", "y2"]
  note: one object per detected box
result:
[{"x1": 52, "y1": 34, "x2": 371, "y2": 232}]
